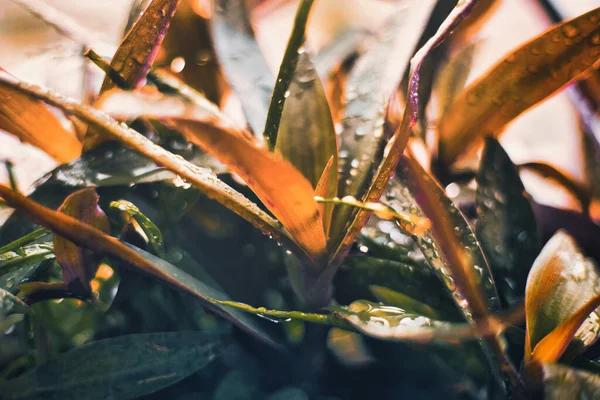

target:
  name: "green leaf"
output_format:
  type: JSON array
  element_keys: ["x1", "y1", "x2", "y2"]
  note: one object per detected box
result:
[
  {"x1": 0, "y1": 244, "x2": 55, "y2": 294},
  {"x1": 212, "y1": 0, "x2": 274, "y2": 137},
  {"x1": 525, "y1": 231, "x2": 600, "y2": 362},
  {"x1": 328, "y1": 0, "x2": 437, "y2": 246},
  {"x1": 439, "y1": 5, "x2": 600, "y2": 165},
  {"x1": 541, "y1": 363, "x2": 600, "y2": 400},
  {"x1": 476, "y1": 138, "x2": 540, "y2": 307},
  {"x1": 0, "y1": 288, "x2": 31, "y2": 316},
  {"x1": 263, "y1": 0, "x2": 315, "y2": 149},
  {"x1": 275, "y1": 52, "x2": 338, "y2": 192},
  {"x1": 110, "y1": 200, "x2": 165, "y2": 257},
  {"x1": 0, "y1": 331, "x2": 222, "y2": 400},
  {"x1": 370, "y1": 285, "x2": 440, "y2": 320}
]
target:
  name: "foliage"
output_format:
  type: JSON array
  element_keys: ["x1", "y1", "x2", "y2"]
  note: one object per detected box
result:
[{"x1": 1, "y1": 0, "x2": 600, "y2": 398}]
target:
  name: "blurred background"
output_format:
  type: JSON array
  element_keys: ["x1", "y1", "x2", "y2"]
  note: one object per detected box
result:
[{"x1": 0, "y1": 0, "x2": 598, "y2": 218}]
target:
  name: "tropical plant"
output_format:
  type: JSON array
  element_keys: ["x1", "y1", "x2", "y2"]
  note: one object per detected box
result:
[{"x1": 0, "y1": 0, "x2": 600, "y2": 398}]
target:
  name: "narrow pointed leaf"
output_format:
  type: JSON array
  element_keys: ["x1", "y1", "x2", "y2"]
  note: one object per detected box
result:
[
  {"x1": 0, "y1": 70, "x2": 81, "y2": 163},
  {"x1": 330, "y1": 0, "x2": 478, "y2": 268},
  {"x1": 314, "y1": 156, "x2": 336, "y2": 236},
  {"x1": 170, "y1": 118, "x2": 327, "y2": 263},
  {"x1": 53, "y1": 188, "x2": 110, "y2": 296},
  {"x1": 83, "y1": 0, "x2": 181, "y2": 150},
  {"x1": 263, "y1": 0, "x2": 315, "y2": 149},
  {"x1": 0, "y1": 184, "x2": 281, "y2": 348},
  {"x1": 212, "y1": 0, "x2": 274, "y2": 136},
  {"x1": 370, "y1": 285, "x2": 440, "y2": 319},
  {"x1": 525, "y1": 231, "x2": 600, "y2": 362},
  {"x1": 0, "y1": 244, "x2": 54, "y2": 294},
  {"x1": 0, "y1": 76, "x2": 302, "y2": 260},
  {"x1": 476, "y1": 138, "x2": 540, "y2": 306},
  {"x1": 276, "y1": 52, "x2": 338, "y2": 190},
  {"x1": 439, "y1": 6, "x2": 600, "y2": 165},
  {"x1": 0, "y1": 331, "x2": 222, "y2": 400},
  {"x1": 328, "y1": 0, "x2": 437, "y2": 246}
]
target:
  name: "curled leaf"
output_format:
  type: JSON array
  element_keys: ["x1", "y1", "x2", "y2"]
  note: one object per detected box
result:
[
  {"x1": 439, "y1": 6, "x2": 600, "y2": 164},
  {"x1": 110, "y1": 200, "x2": 164, "y2": 257},
  {"x1": 525, "y1": 231, "x2": 600, "y2": 363}
]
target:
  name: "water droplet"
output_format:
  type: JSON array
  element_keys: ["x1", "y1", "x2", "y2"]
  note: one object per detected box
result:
[
  {"x1": 284, "y1": 90, "x2": 291, "y2": 98},
  {"x1": 562, "y1": 24, "x2": 579, "y2": 39},
  {"x1": 170, "y1": 57, "x2": 186, "y2": 73}
]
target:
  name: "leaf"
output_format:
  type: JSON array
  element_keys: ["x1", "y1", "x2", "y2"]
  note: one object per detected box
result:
[
  {"x1": 83, "y1": 0, "x2": 182, "y2": 151},
  {"x1": 388, "y1": 158, "x2": 501, "y2": 319},
  {"x1": 212, "y1": 0, "x2": 274, "y2": 136},
  {"x1": 263, "y1": 0, "x2": 315, "y2": 149},
  {"x1": 329, "y1": 0, "x2": 477, "y2": 268},
  {"x1": 540, "y1": 363, "x2": 600, "y2": 400},
  {"x1": 328, "y1": 0, "x2": 437, "y2": 247},
  {"x1": 0, "y1": 183, "x2": 282, "y2": 348},
  {"x1": 0, "y1": 76, "x2": 301, "y2": 260},
  {"x1": 53, "y1": 188, "x2": 110, "y2": 296},
  {"x1": 525, "y1": 231, "x2": 600, "y2": 363},
  {"x1": 476, "y1": 138, "x2": 541, "y2": 307},
  {"x1": 439, "y1": 6, "x2": 600, "y2": 165},
  {"x1": 370, "y1": 285, "x2": 440, "y2": 319},
  {"x1": 275, "y1": 52, "x2": 338, "y2": 191},
  {"x1": 433, "y1": 40, "x2": 480, "y2": 117},
  {"x1": 0, "y1": 331, "x2": 222, "y2": 400},
  {"x1": 0, "y1": 69, "x2": 81, "y2": 163},
  {"x1": 314, "y1": 156, "x2": 336, "y2": 235},
  {"x1": 110, "y1": 200, "x2": 164, "y2": 257},
  {"x1": 331, "y1": 300, "x2": 518, "y2": 344},
  {"x1": 0, "y1": 288, "x2": 31, "y2": 316},
  {"x1": 0, "y1": 244, "x2": 55, "y2": 294},
  {"x1": 170, "y1": 118, "x2": 327, "y2": 264}
]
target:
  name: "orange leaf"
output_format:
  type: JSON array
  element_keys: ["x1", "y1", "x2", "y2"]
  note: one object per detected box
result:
[
  {"x1": 0, "y1": 69, "x2": 81, "y2": 162},
  {"x1": 439, "y1": 6, "x2": 600, "y2": 165},
  {"x1": 169, "y1": 118, "x2": 328, "y2": 264},
  {"x1": 314, "y1": 156, "x2": 336, "y2": 237},
  {"x1": 53, "y1": 188, "x2": 110, "y2": 296}
]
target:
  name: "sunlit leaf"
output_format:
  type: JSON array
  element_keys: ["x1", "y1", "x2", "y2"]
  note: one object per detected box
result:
[
  {"x1": 476, "y1": 138, "x2": 540, "y2": 307},
  {"x1": 110, "y1": 200, "x2": 164, "y2": 257},
  {"x1": 263, "y1": 0, "x2": 315, "y2": 149},
  {"x1": 525, "y1": 231, "x2": 600, "y2": 363},
  {"x1": 314, "y1": 156, "x2": 337, "y2": 236},
  {"x1": 328, "y1": 0, "x2": 437, "y2": 247},
  {"x1": 0, "y1": 70, "x2": 81, "y2": 163},
  {"x1": 212, "y1": 0, "x2": 274, "y2": 136},
  {"x1": 0, "y1": 331, "x2": 222, "y2": 400},
  {"x1": 276, "y1": 52, "x2": 338, "y2": 194},
  {"x1": 52, "y1": 188, "x2": 109, "y2": 297},
  {"x1": 0, "y1": 76, "x2": 300, "y2": 259},
  {"x1": 439, "y1": 6, "x2": 600, "y2": 165},
  {"x1": 83, "y1": 0, "x2": 182, "y2": 151},
  {"x1": 170, "y1": 118, "x2": 327, "y2": 264},
  {"x1": 330, "y1": 0, "x2": 478, "y2": 269},
  {"x1": 541, "y1": 363, "x2": 600, "y2": 400},
  {"x1": 0, "y1": 183, "x2": 282, "y2": 348}
]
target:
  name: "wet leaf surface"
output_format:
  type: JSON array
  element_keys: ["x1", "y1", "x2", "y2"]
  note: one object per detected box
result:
[
  {"x1": 439, "y1": 5, "x2": 600, "y2": 164},
  {"x1": 0, "y1": 244, "x2": 54, "y2": 294},
  {"x1": 476, "y1": 138, "x2": 540, "y2": 307},
  {"x1": 212, "y1": 0, "x2": 274, "y2": 136},
  {"x1": 276, "y1": 52, "x2": 337, "y2": 191},
  {"x1": 0, "y1": 331, "x2": 223, "y2": 400},
  {"x1": 541, "y1": 362, "x2": 600, "y2": 400},
  {"x1": 525, "y1": 231, "x2": 600, "y2": 363}
]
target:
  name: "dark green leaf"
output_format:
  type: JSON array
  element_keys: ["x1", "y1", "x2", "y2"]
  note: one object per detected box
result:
[
  {"x1": 0, "y1": 244, "x2": 55, "y2": 294},
  {"x1": 212, "y1": 0, "x2": 274, "y2": 136},
  {"x1": 1, "y1": 331, "x2": 222, "y2": 400},
  {"x1": 263, "y1": 0, "x2": 315, "y2": 149},
  {"x1": 476, "y1": 138, "x2": 540, "y2": 307}
]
